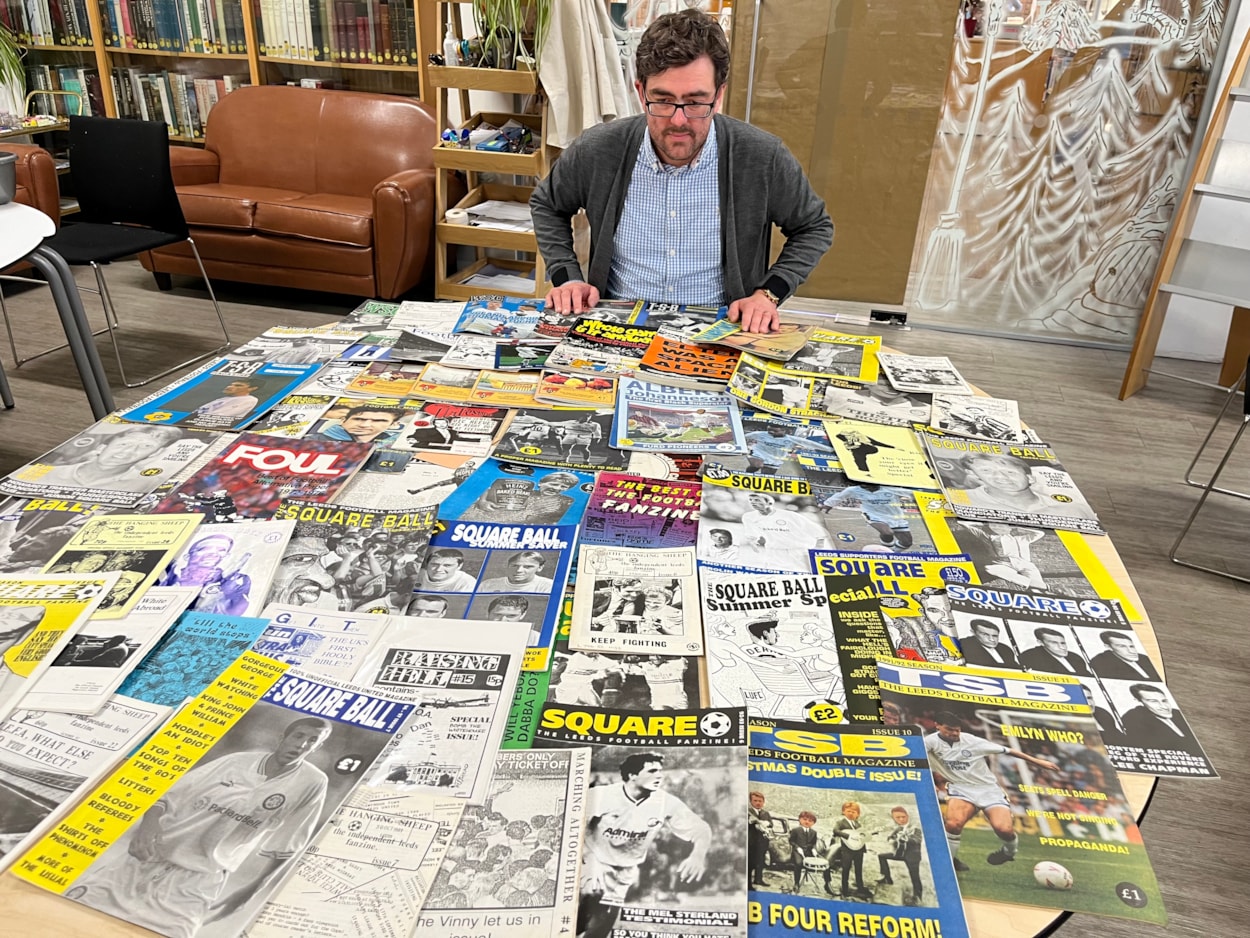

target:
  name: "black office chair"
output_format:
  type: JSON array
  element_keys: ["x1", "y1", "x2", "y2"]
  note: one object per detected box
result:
[
  {"x1": 34, "y1": 116, "x2": 232, "y2": 387},
  {"x1": 1169, "y1": 355, "x2": 1249, "y2": 584}
]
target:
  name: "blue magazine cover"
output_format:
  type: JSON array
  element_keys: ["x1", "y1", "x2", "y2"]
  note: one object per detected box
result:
[
  {"x1": 435, "y1": 458, "x2": 595, "y2": 526},
  {"x1": 120, "y1": 358, "x2": 323, "y2": 431},
  {"x1": 612, "y1": 378, "x2": 747, "y2": 454},
  {"x1": 454, "y1": 295, "x2": 546, "y2": 338},
  {"x1": 747, "y1": 720, "x2": 970, "y2": 938},
  {"x1": 418, "y1": 520, "x2": 578, "y2": 671}
]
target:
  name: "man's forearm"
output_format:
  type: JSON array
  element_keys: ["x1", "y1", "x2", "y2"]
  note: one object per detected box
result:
[{"x1": 530, "y1": 174, "x2": 583, "y2": 285}]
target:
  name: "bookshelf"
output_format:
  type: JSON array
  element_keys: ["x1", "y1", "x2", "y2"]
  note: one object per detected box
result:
[
  {"x1": 1, "y1": 0, "x2": 434, "y2": 144},
  {"x1": 425, "y1": 0, "x2": 549, "y2": 301}
]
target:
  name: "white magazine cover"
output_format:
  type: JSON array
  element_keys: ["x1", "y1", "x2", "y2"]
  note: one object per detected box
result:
[
  {"x1": 292, "y1": 360, "x2": 368, "y2": 398},
  {"x1": 254, "y1": 604, "x2": 393, "y2": 681},
  {"x1": 337, "y1": 450, "x2": 482, "y2": 511},
  {"x1": 696, "y1": 474, "x2": 831, "y2": 573},
  {"x1": 246, "y1": 394, "x2": 338, "y2": 438},
  {"x1": 569, "y1": 545, "x2": 704, "y2": 656},
  {"x1": 162, "y1": 520, "x2": 297, "y2": 617},
  {"x1": 0, "y1": 573, "x2": 118, "y2": 722},
  {"x1": 0, "y1": 696, "x2": 171, "y2": 871},
  {"x1": 818, "y1": 376, "x2": 933, "y2": 427},
  {"x1": 876, "y1": 353, "x2": 972, "y2": 395},
  {"x1": 929, "y1": 392, "x2": 1026, "y2": 444},
  {"x1": 20, "y1": 586, "x2": 198, "y2": 714},
  {"x1": 231, "y1": 326, "x2": 365, "y2": 363},
  {"x1": 417, "y1": 748, "x2": 590, "y2": 937},
  {"x1": 0, "y1": 416, "x2": 219, "y2": 508},
  {"x1": 439, "y1": 333, "x2": 504, "y2": 370},
  {"x1": 352, "y1": 617, "x2": 528, "y2": 802},
  {"x1": 393, "y1": 300, "x2": 467, "y2": 333},
  {"x1": 699, "y1": 564, "x2": 846, "y2": 719}
]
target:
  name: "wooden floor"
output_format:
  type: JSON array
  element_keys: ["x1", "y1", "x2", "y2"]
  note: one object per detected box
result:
[{"x1": 0, "y1": 261, "x2": 1246, "y2": 937}]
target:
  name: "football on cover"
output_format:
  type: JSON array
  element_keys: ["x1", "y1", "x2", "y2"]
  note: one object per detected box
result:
[
  {"x1": 149, "y1": 434, "x2": 371, "y2": 521},
  {"x1": 454, "y1": 294, "x2": 546, "y2": 338},
  {"x1": 120, "y1": 358, "x2": 323, "y2": 431}
]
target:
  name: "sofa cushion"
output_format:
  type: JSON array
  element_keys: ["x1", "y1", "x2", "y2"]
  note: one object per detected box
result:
[
  {"x1": 178, "y1": 184, "x2": 307, "y2": 230},
  {"x1": 253, "y1": 194, "x2": 374, "y2": 247}
]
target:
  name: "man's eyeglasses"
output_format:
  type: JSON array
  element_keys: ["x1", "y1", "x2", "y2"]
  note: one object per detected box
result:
[{"x1": 643, "y1": 99, "x2": 715, "y2": 119}]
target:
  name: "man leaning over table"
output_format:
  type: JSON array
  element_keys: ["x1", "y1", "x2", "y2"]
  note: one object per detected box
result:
[{"x1": 530, "y1": 9, "x2": 833, "y2": 334}]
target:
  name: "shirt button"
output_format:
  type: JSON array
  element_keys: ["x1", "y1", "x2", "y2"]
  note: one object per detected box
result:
[
  {"x1": 669, "y1": 250, "x2": 675, "y2": 256},
  {"x1": 670, "y1": 211, "x2": 676, "y2": 217}
]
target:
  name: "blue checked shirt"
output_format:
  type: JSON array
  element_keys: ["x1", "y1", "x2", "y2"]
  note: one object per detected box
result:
[{"x1": 605, "y1": 122, "x2": 724, "y2": 305}]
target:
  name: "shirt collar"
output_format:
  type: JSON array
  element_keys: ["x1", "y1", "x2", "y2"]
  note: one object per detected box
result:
[{"x1": 639, "y1": 118, "x2": 718, "y2": 175}]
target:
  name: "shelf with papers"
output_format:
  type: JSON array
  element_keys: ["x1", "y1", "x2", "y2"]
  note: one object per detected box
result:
[{"x1": 439, "y1": 256, "x2": 536, "y2": 300}]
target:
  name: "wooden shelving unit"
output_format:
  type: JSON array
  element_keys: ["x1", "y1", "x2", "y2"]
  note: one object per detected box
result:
[{"x1": 426, "y1": 0, "x2": 549, "y2": 301}]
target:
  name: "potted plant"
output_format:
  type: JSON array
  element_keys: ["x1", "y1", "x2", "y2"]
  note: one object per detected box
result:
[
  {"x1": 1, "y1": 23, "x2": 21, "y2": 96},
  {"x1": 470, "y1": 0, "x2": 550, "y2": 70}
]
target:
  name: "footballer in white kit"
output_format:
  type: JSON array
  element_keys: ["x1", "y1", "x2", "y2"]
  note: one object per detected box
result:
[
  {"x1": 923, "y1": 711, "x2": 1059, "y2": 872},
  {"x1": 67, "y1": 718, "x2": 332, "y2": 938},
  {"x1": 579, "y1": 752, "x2": 711, "y2": 938},
  {"x1": 739, "y1": 493, "x2": 829, "y2": 571}
]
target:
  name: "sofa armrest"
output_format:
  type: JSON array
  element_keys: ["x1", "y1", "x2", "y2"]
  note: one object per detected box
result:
[
  {"x1": 8, "y1": 143, "x2": 60, "y2": 227},
  {"x1": 169, "y1": 146, "x2": 221, "y2": 186},
  {"x1": 373, "y1": 168, "x2": 436, "y2": 300}
]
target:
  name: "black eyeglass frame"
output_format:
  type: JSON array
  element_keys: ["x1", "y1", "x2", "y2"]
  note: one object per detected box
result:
[{"x1": 642, "y1": 99, "x2": 716, "y2": 119}]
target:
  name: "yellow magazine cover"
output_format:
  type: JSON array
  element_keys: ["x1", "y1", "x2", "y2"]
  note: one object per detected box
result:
[
  {"x1": 812, "y1": 551, "x2": 976, "y2": 664},
  {"x1": 41, "y1": 514, "x2": 202, "y2": 619},
  {"x1": 913, "y1": 492, "x2": 1140, "y2": 620},
  {"x1": 343, "y1": 361, "x2": 426, "y2": 399},
  {"x1": 413, "y1": 362, "x2": 481, "y2": 403},
  {"x1": 534, "y1": 370, "x2": 618, "y2": 408},
  {"x1": 825, "y1": 418, "x2": 939, "y2": 488},
  {"x1": 0, "y1": 573, "x2": 117, "y2": 722},
  {"x1": 784, "y1": 328, "x2": 882, "y2": 383},
  {"x1": 469, "y1": 370, "x2": 542, "y2": 407}
]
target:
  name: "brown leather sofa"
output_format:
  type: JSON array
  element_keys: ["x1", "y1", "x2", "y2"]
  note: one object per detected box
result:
[
  {"x1": 8, "y1": 143, "x2": 60, "y2": 225},
  {"x1": 139, "y1": 86, "x2": 439, "y2": 299}
]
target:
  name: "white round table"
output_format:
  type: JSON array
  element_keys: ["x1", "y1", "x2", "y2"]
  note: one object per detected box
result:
[{"x1": 0, "y1": 201, "x2": 114, "y2": 418}]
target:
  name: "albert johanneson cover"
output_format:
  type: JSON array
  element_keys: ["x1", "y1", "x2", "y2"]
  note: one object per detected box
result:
[
  {"x1": 570, "y1": 544, "x2": 704, "y2": 657},
  {"x1": 352, "y1": 617, "x2": 528, "y2": 803},
  {"x1": 612, "y1": 378, "x2": 747, "y2": 455}
]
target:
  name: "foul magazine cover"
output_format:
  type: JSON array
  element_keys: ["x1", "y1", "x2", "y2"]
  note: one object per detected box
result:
[
  {"x1": 120, "y1": 358, "x2": 323, "y2": 431},
  {"x1": 535, "y1": 703, "x2": 749, "y2": 938},
  {"x1": 875, "y1": 656, "x2": 1167, "y2": 924},
  {"x1": 148, "y1": 434, "x2": 372, "y2": 522},
  {"x1": 747, "y1": 720, "x2": 969, "y2": 938}
]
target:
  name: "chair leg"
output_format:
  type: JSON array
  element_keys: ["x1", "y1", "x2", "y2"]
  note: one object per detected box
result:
[
  {"x1": 96, "y1": 244, "x2": 233, "y2": 389},
  {"x1": 1169, "y1": 414, "x2": 1250, "y2": 585},
  {"x1": 0, "y1": 358, "x2": 14, "y2": 409},
  {"x1": 1183, "y1": 364, "x2": 1249, "y2": 498},
  {"x1": 1, "y1": 271, "x2": 112, "y2": 366}
]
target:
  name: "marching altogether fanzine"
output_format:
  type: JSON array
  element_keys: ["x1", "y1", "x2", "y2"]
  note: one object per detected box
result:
[{"x1": 0, "y1": 291, "x2": 1215, "y2": 937}]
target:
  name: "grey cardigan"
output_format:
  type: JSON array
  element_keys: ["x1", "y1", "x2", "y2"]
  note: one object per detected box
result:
[{"x1": 530, "y1": 114, "x2": 834, "y2": 303}]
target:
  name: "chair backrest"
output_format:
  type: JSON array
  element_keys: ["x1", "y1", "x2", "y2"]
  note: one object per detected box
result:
[{"x1": 68, "y1": 116, "x2": 188, "y2": 237}]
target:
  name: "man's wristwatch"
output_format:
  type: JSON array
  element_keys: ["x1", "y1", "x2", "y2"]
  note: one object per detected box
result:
[{"x1": 758, "y1": 288, "x2": 781, "y2": 305}]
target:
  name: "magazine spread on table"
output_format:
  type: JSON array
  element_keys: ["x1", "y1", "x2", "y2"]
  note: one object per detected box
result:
[
  {"x1": 875, "y1": 656, "x2": 1168, "y2": 924},
  {"x1": 11, "y1": 651, "x2": 417, "y2": 938},
  {"x1": 747, "y1": 720, "x2": 970, "y2": 938},
  {"x1": 535, "y1": 703, "x2": 750, "y2": 938}
]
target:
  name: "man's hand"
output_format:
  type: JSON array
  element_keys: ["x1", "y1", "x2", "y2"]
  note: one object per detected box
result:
[
  {"x1": 727, "y1": 290, "x2": 780, "y2": 333},
  {"x1": 676, "y1": 853, "x2": 707, "y2": 883},
  {"x1": 128, "y1": 815, "x2": 163, "y2": 862},
  {"x1": 545, "y1": 281, "x2": 600, "y2": 316}
]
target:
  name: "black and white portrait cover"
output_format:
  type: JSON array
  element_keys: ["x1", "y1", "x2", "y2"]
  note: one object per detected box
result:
[
  {"x1": 945, "y1": 582, "x2": 1216, "y2": 779},
  {"x1": 696, "y1": 472, "x2": 830, "y2": 573},
  {"x1": 536, "y1": 704, "x2": 749, "y2": 938},
  {"x1": 15, "y1": 653, "x2": 416, "y2": 938},
  {"x1": 920, "y1": 434, "x2": 1104, "y2": 535},
  {"x1": 1, "y1": 416, "x2": 220, "y2": 508},
  {"x1": 570, "y1": 544, "x2": 703, "y2": 657},
  {"x1": 417, "y1": 747, "x2": 591, "y2": 937}
]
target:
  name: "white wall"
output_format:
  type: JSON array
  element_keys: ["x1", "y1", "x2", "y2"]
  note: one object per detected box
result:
[{"x1": 1157, "y1": 0, "x2": 1250, "y2": 360}]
